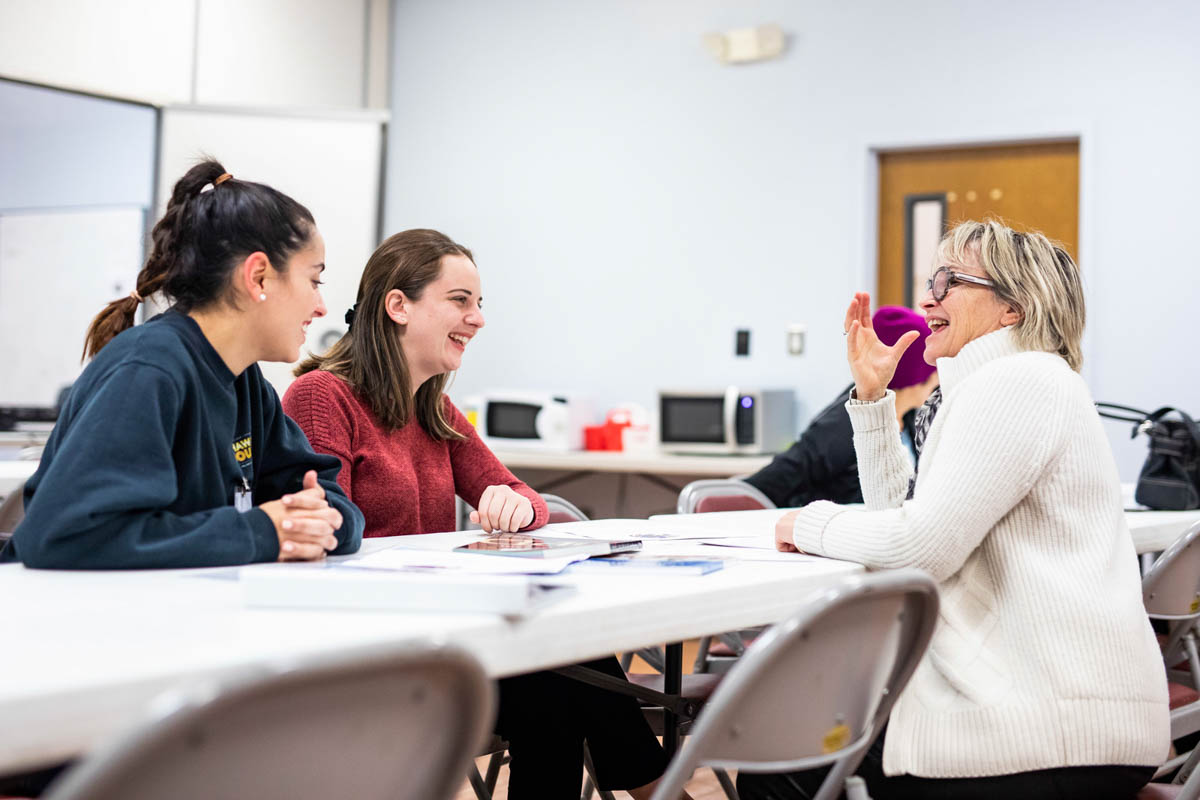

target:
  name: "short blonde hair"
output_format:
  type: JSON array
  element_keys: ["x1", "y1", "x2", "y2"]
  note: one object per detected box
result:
[{"x1": 937, "y1": 220, "x2": 1085, "y2": 371}]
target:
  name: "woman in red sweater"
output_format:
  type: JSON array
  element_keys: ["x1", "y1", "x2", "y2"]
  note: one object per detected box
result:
[{"x1": 282, "y1": 229, "x2": 678, "y2": 800}]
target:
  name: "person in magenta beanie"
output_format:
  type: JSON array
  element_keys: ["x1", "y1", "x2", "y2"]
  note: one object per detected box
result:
[{"x1": 745, "y1": 305, "x2": 938, "y2": 507}]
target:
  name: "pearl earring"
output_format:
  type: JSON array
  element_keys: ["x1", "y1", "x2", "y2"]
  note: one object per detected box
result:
[{"x1": 259, "y1": 293, "x2": 267, "y2": 301}]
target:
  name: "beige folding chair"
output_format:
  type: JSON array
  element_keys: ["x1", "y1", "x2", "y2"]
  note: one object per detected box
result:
[
  {"x1": 1142, "y1": 521, "x2": 1200, "y2": 784},
  {"x1": 676, "y1": 479, "x2": 778, "y2": 674},
  {"x1": 43, "y1": 644, "x2": 494, "y2": 800},
  {"x1": 676, "y1": 478, "x2": 776, "y2": 515},
  {"x1": 543, "y1": 492, "x2": 589, "y2": 524},
  {"x1": 1141, "y1": 760, "x2": 1200, "y2": 799},
  {"x1": 648, "y1": 568, "x2": 939, "y2": 800}
]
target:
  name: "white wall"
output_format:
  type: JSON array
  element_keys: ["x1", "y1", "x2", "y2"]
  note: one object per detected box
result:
[
  {"x1": 0, "y1": 0, "x2": 387, "y2": 110},
  {"x1": 0, "y1": 0, "x2": 193, "y2": 103},
  {"x1": 385, "y1": 0, "x2": 1200, "y2": 479},
  {"x1": 194, "y1": 0, "x2": 368, "y2": 108}
]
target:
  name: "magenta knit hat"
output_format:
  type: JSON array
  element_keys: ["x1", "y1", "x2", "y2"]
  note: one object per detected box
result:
[{"x1": 873, "y1": 306, "x2": 936, "y2": 390}]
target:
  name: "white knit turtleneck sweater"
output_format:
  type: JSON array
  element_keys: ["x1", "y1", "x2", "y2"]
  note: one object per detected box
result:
[{"x1": 791, "y1": 327, "x2": 1169, "y2": 778}]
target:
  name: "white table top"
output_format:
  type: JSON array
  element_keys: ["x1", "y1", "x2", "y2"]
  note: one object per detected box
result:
[
  {"x1": 649, "y1": 505, "x2": 1200, "y2": 556},
  {"x1": 493, "y1": 448, "x2": 772, "y2": 476},
  {"x1": 0, "y1": 528, "x2": 860, "y2": 774}
]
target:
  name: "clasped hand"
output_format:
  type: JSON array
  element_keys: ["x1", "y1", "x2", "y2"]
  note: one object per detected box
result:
[{"x1": 260, "y1": 470, "x2": 343, "y2": 561}]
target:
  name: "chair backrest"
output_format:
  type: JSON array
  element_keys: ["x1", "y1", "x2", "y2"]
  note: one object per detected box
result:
[
  {"x1": 1138, "y1": 758, "x2": 1200, "y2": 800},
  {"x1": 542, "y1": 493, "x2": 589, "y2": 524},
  {"x1": 0, "y1": 479, "x2": 26, "y2": 538},
  {"x1": 44, "y1": 645, "x2": 494, "y2": 800},
  {"x1": 649, "y1": 569, "x2": 939, "y2": 800},
  {"x1": 1144, "y1": 521, "x2": 1200, "y2": 620},
  {"x1": 676, "y1": 479, "x2": 776, "y2": 515}
]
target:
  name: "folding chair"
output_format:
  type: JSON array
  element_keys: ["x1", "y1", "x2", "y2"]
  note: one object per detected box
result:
[
  {"x1": 543, "y1": 492, "x2": 589, "y2": 524},
  {"x1": 676, "y1": 479, "x2": 777, "y2": 674},
  {"x1": 676, "y1": 479, "x2": 776, "y2": 515},
  {"x1": 43, "y1": 644, "x2": 493, "y2": 800},
  {"x1": 1141, "y1": 760, "x2": 1200, "y2": 799},
  {"x1": 1143, "y1": 521, "x2": 1200, "y2": 784},
  {"x1": 649, "y1": 568, "x2": 939, "y2": 800}
]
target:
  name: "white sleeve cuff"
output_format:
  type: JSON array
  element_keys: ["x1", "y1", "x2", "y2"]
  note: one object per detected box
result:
[
  {"x1": 845, "y1": 390, "x2": 898, "y2": 432},
  {"x1": 791, "y1": 500, "x2": 851, "y2": 555}
]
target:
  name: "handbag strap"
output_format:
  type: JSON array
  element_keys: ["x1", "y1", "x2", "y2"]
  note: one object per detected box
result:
[
  {"x1": 1144, "y1": 407, "x2": 1200, "y2": 448},
  {"x1": 1096, "y1": 402, "x2": 1152, "y2": 433}
]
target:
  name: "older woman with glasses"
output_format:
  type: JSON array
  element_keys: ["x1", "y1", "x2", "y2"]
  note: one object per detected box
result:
[{"x1": 742, "y1": 220, "x2": 1169, "y2": 800}]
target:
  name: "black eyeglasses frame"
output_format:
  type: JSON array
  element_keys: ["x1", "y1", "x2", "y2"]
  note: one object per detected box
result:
[{"x1": 925, "y1": 266, "x2": 996, "y2": 302}]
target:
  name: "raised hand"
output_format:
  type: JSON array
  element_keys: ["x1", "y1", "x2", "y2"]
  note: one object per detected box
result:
[{"x1": 844, "y1": 292, "x2": 920, "y2": 402}]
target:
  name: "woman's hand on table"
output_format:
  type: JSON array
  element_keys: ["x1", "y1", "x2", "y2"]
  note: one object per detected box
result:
[
  {"x1": 260, "y1": 470, "x2": 343, "y2": 561},
  {"x1": 775, "y1": 510, "x2": 803, "y2": 553},
  {"x1": 845, "y1": 292, "x2": 920, "y2": 402},
  {"x1": 471, "y1": 485, "x2": 535, "y2": 532}
]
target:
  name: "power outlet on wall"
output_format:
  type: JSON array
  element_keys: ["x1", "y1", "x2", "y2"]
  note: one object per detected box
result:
[
  {"x1": 787, "y1": 324, "x2": 806, "y2": 356},
  {"x1": 735, "y1": 329, "x2": 751, "y2": 357}
]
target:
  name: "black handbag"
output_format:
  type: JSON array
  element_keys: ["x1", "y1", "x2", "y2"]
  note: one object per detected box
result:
[{"x1": 1097, "y1": 403, "x2": 1200, "y2": 510}]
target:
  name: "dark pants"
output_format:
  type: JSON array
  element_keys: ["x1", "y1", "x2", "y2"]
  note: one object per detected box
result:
[
  {"x1": 0, "y1": 762, "x2": 72, "y2": 797},
  {"x1": 736, "y1": 727, "x2": 1156, "y2": 800},
  {"x1": 496, "y1": 655, "x2": 668, "y2": 799}
]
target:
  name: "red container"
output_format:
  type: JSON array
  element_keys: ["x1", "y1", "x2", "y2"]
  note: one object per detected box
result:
[{"x1": 584, "y1": 421, "x2": 629, "y2": 451}]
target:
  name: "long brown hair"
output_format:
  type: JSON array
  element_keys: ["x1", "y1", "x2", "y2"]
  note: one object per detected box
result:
[
  {"x1": 295, "y1": 229, "x2": 473, "y2": 438},
  {"x1": 83, "y1": 159, "x2": 315, "y2": 360}
]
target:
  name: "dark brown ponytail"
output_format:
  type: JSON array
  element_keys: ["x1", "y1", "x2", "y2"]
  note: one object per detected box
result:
[{"x1": 82, "y1": 159, "x2": 315, "y2": 360}]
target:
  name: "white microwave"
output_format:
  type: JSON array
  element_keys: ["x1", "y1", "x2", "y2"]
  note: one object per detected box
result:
[
  {"x1": 478, "y1": 392, "x2": 591, "y2": 452},
  {"x1": 658, "y1": 387, "x2": 795, "y2": 455}
]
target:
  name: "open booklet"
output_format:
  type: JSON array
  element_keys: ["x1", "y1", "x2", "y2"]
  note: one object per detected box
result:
[{"x1": 454, "y1": 532, "x2": 642, "y2": 559}]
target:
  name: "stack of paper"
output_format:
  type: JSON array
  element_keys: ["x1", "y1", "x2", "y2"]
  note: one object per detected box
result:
[{"x1": 239, "y1": 562, "x2": 573, "y2": 616}]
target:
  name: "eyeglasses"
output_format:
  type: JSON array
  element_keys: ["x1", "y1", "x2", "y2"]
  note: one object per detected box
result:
[{"x1": 925, "y1": 266, "x2": 996, "y2": 302}]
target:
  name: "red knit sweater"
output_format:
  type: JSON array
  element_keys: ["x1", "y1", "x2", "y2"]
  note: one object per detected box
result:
[{"x1": 282, "y1": 370, "x2": 548, "y2": 537}]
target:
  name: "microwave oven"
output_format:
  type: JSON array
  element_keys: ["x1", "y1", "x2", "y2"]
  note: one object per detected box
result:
[
  {"x1": 658, "y1": 387, "x2": 795, "y2": 455},
  {"x1": 478, "y1": 392, "x2": 591, "y2": 452}
]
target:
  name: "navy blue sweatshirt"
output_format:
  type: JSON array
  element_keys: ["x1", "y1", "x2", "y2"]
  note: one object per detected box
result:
[{"x1": 1, "y1": 310, "x2": 363, "y2": 569}]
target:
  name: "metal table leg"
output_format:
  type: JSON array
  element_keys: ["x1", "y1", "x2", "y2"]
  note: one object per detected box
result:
[{"x1": 663, "y1": 641, "x2": 683, "y2": 757}]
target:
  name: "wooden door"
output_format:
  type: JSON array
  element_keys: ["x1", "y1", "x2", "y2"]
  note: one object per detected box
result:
[{"x1": 877, "y1": 141, "x2": 1079, "y2": 308}]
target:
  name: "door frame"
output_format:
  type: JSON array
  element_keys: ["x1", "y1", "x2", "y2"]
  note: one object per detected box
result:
[{"x1": 855, "y1": 123, "x2": 1097, "y2": 383}]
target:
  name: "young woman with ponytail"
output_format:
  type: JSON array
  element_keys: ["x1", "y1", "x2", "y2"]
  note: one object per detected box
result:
[{"x1": 0, "y1": 160, "x2": 363, "y2": 569}]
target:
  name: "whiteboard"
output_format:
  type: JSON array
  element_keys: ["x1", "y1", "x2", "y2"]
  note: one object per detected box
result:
[
  {"x1": 159, "y1": 107, "x2": 383, "y2": 393},
  {"x1": 0, "y1": 207, "x2": 146, "y2": 405}
]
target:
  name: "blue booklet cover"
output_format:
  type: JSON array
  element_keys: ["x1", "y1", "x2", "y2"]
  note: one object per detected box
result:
[{"x1": 570, "y1": 557, "x2": 724, "y2": 576}]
